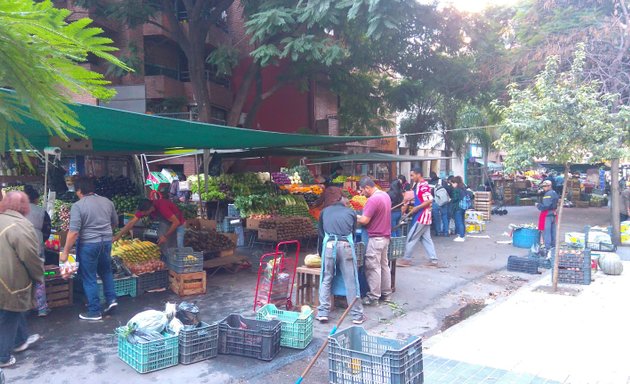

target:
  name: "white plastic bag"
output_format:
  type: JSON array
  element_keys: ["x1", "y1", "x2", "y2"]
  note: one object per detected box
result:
[{"x1": 127, "y1": 310, "x2": 168, "y2": 334}]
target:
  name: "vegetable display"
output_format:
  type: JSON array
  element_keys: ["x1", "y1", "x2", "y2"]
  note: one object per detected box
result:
[
  {"x1": 111, "y1": 239, "x2": 165, "y2": 275},
  {"x1": 259, "y1": 216, "x2": 317, "y2": 240},
  {"x1": 350, "y1": 195, "x2": 367, "y2": 211},
  {"x1": 288, "y1": 165, "x2": 315, "y2": 184},
  {"x1": 51, "y1": 200, "x2": 72, "y2": 231},
  {"x1": 112, "y1": 195, "x2": 140, "y2": 214},
  {"x1": 184, "y1": 229, "x2": 235, "y2": 252},
  {"x1": 233, "y1": 194, "x2": 285, "y2": 217},
  {"x1": 272, "y1": 172, "x2": 291, "y2": 185}
]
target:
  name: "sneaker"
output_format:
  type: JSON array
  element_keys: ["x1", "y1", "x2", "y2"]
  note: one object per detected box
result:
[
  {"x1": 381, "y1": 296, "x2": 394, "y2": 303},
  {"x1": 103, "y1": 301, "x2": 118, "y2": 315},
  {"x1": 352, "y1": 315, "x2": 367, "y2": 325},
  {"x1": 396, "y1": 259, "x2": 412, "y2": 267},
  {"x1": 429, "y1": 259, "x2": 439, "y2": 266},
  {"x1": 79, "y1": 312, "x2": 102, "y2": 321},
  {"x1": 37, "y1": 308, "x2": 51, "y2": 317},
  {"x1": 453, "y1": 236, "x2": 465, "y2": 242},
  {"x1": 0, "y1": 356, "x2": 16, "y2": 368},
  {"x1": 315, "y1": 315, "x2": 328, "y2": 323},
  {"x1": 13, "y1": 334, "x2": 40, "y2": 353},
  {"x1": 362, "y1": 297, "x2": 377, "y2": 306}
]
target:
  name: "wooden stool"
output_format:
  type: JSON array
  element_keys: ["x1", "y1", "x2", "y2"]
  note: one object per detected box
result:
[{"x1": 296, "y1": 266, "x2": 322, "y2": 307}]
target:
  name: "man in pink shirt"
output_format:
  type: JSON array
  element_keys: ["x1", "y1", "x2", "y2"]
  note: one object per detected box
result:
[
  {"x1": 357, "y1": 177, "x2": 392, "y2": 305},
  {"x1": 398, "y1": 167, "x2": 438, "y2": 267}
]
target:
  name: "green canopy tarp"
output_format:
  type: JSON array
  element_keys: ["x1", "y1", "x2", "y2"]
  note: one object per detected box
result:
[
  {"x1": 9, "y1": 95, "x2": 386, "y2": 152},
  {"x1": 308, "y1": 152, "x2": 452, "y2": 164}
]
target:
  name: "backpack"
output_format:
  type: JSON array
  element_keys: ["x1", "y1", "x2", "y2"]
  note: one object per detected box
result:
[
  {"x1": 434, "y1": 184, "x2": 450, "y2": 207},
  {"x1": 459, "y1": 189, "x2": 472, "y2": 210}
]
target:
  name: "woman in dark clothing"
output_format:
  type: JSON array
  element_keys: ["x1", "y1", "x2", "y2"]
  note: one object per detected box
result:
[
  {"x1": 450, "y1": 176, "x2": 467, "y2": 242},
  {"x1": 387, "y1": 179, "x2": 404, "y2": 237}
]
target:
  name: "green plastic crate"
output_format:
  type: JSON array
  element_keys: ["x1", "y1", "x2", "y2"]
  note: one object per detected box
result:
[
  {"x1": 98, "y1": 276, "x2": 137, "y2": 303},
  {"x1": 117, "y1": 331, "x2": 178, "y2": 373},
  {"x1": 256, "y1": 304, "x2": 313, "y2": 349}
]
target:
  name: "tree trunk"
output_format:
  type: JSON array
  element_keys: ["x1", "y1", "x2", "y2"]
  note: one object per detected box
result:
[
  {"x1": 482, "y1": 149, "x2": 489, "y2": 187},
  {"x1": 552, "y1": 162, "x2": 571, "y2": 291},
  {"x1": 611, "y1": 159, "x2": 621, "y2": 244},
  {"x1": 227, "y1": 62, "x2": 258, "y2": 126},
  {"x1": 189, "y1": 53, "x2": 212, "y2": 123}
]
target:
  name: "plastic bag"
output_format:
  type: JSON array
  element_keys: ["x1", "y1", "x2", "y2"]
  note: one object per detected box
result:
[
  {"x1": 176, "y1": 302, "x2": 200, "y2": 328},
  {"x1": 127, "y1": 310, "x2": 168, "y2": 334},
  {"x1": 168, "y1": 318, "x2": 184, "y2": 335}
]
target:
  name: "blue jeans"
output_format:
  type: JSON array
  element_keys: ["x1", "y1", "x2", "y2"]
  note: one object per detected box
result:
[
  {"x1": 78, "y1": 241, "x2": 116, "y2": 314},
  {"x1": 454, "y1": 209, "x2": 465, "y2": 238},
  {"x1": 439, "y1": 205, "x2": 449, "y2": 235},
  {"x1": 391, "y1": 210, "x2": 402, "y2": 237},
  {"x1": 0, "y1": 310, "x2": 28, "y2": 363},
  {"x1": 432, "y1": 205, "x2": 449, "y2": 236}
]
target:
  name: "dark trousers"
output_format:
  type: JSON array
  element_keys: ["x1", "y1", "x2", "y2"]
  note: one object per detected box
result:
[
  {"x1": 78, "y1": 241, "x2": 116, "y2": 314},
  {"x1": 0, "y1": 310, "x2": 28, "y2": 363}
]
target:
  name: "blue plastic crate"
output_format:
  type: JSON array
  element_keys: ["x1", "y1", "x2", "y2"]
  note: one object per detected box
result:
[
  {"x1": 117, "y1": 331, "x2": 179, "y2": 373},
  {"x1": 256, "y1": 304, "x2": 313, "y2": 349},
  {"x1": 218, "y1": 217, "x2": 240, "y2": 233},
  {"x1": 227, "y1": 204, "x2": 240, "y2": 217},
  {"x1": 328, "y1": 326, "x2": 423, "y2": 384},
  {"x1": 97, "y1": 276, "x2": 137, "y2": 303},
  {"x1": 512, "y1": 228, "x2": 540, "y2": 249}
]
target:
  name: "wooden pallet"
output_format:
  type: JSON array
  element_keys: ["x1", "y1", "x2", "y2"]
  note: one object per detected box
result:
[
  {"x1": 169, "y1": 270, "x2": 207, "y2": 296},
  {"x1": 45, "y1": 278, "x2": 73, "y2": 308}
]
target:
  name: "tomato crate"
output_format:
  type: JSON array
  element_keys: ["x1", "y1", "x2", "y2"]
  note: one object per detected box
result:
[
  {"x1": 328, "y1": 326, "x2": 423, "y2": 384},
  {"x1": 45, "y1": 277, "x2": 73, "y2": 308},
  {"x1": 136, "y1": 269, "x2": 169, "y2": 295},
  {"x1": 218, "y1": 314, "x2": 281, "y2": 361},
  {"x1": 165, "y1": 247, "x2": 203, "y2": 273},
  {"x1": 97, "y1": 276, "x2": 137, "y2": 303},
  {"x1": 169, "y1": 270, "x2": 207, "y2": 296},
  {"x1": 179, "y1": 322, "x2": 219, "y2": 364},
  {"x1": 117, "y1": 331, "x2": 179, "y2": 373},
  {"x1": 256, "y1": 304, "x2": 313, "y2": 349}
]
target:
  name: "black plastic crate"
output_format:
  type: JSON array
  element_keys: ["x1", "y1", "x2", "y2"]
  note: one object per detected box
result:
[
  {"x1": 507, "y1": 256, "x2": 539, "y2": 274},
  {"x1": 551, "y1": 246, "x2": 591, "y2": 270},
  {"x1": 136, "y1": 270, "x2": 169, "y2": 294},
  {"x1": 179, "y1": 322, "x2": 219, "y2": 365},
  {"x1": 218, "y1": 314, "x2": 281, "y2": 361},
  {"x1": 555, "y1": 268, "x2": 591, "y2": 285}
]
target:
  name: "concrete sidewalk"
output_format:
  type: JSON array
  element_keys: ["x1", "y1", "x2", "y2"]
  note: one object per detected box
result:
[{"x1": 423, "y1": 256, "x2": 630, "y2": 384}]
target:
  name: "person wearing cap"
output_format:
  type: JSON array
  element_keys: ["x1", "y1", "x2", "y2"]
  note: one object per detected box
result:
[{"x1": 537, "y1": 179, "x2": 559, "y2": 250}]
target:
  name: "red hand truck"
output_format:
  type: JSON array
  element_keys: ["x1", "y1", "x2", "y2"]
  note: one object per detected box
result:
[{"x1": 253, "y1": 240, "x2": 301, "y2": 312}]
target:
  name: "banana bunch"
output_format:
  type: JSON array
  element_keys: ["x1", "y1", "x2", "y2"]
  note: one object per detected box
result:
[{"x1": 112, "y1": 239, "x2": 161, "y2": 263}]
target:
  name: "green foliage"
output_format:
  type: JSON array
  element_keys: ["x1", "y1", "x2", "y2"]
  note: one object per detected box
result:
[
  {"x1": 0, "y1": 0, "x2": 129, "y2": 157},
  {"x1": 233, "y1": 194, "x2": 284, "y2": 217},
  {"x1": 497, "y1": 45, "x2": 630, "y2": 172}
]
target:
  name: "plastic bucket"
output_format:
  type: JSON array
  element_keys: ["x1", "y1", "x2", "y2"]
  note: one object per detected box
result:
[{"x1": 512, "y1": 228, "x2": 540, "y2": 249}]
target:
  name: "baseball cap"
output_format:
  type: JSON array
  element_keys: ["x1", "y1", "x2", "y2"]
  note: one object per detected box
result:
[{"x1": 541, "y1": 180, "x2": 552, "y2": 187}]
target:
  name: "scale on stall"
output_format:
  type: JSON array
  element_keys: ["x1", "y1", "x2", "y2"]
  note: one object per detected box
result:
[{"x1": 142, "y1": 221, "x2": 160, "y2": 241}]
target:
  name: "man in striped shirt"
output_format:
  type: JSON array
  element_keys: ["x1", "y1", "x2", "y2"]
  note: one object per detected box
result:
[{"x1": 397, "y1": 167, "x2": 438, "y2": 267}]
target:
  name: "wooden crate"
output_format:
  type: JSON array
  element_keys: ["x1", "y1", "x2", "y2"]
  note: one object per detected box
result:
[
  {"x1": 45, "y1": 278, "x2": 73, "y2": 308},
  {"x1": 246, "y1": 217, "x2": 262, "y2": 230},
  {"x1": 169, "y1": 270, "x2": 207, "y2": 296},
  {"x1": 220, "y1": 248, "x2": 235, "y2": 258},
  {"x1": 474, "y1": 191, "x2": 492, "y2": 202}
]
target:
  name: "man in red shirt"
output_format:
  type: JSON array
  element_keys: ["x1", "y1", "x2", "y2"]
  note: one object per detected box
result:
[
  {"x1": 397, "y1": 167, "x2": 438, "y2": 267},
  {"x1": 357, "y1": 177, "x2": 392, "y2": 306},
  {"x1": 114, "y1": 198, "x2": 185, "y2": 249}
]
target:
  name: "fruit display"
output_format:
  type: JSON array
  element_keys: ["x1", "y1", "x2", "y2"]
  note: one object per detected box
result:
[
  {"x1": 332, "y1": 175, "x2": 347, "y2": 183},
  {"x1": 112, "y1": 195, "x2": 140, "y2": 214},
  {"x1": 126, "y1": 260, "x2": 167, "y2": 275},
  {"x1": 51, "y1": 200, "x2": 72, "y2": 231},
  {"x1": 302, "y1": 192, "x2": 320, "y2": 207},
  {"x1": 350, "y1": 195, "x2": 367, "y2": 211},
  {"x1": 184, "y1": 229, "x2": 235, "y2": 252},
  {"x1": 95, "y1": 176, "x2": 137, "y2": 198},
  {"x1": 259, "y1": 216, "x2": 317, "y2": 240},
  {"x1": 271, "y1": 172, "x2": 291, "y2": 185},
  {"x1": 112, "y1": 239, "x2": 161, "y2": 262},
  {"x1": 279, "y1": 184, "x2": 323, "y2": 195}
]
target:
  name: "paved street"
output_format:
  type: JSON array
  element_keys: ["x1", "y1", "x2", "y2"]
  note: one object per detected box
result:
[{"x1": 2, "y1": 205, "x2": 624, "y2": 384}]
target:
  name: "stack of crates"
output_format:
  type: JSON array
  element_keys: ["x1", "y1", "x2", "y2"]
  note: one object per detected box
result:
[
  {"x1": 165, "y1": 247, "x2": 206, "y2": 296},
  {"x1": 97, "y1": 276, "x2": 136, "y2": 303},
  {"x1": 552, "y1": 246, "x2": 591, "y2": 285},
  {"x1": 328, "y1": 326, "x2": 423, "y2": 384}
]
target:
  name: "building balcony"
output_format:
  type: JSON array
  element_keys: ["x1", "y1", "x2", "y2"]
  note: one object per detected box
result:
[
  {"x1": 143, "y1": 12, "x2": 229, "y2": 47},
  {"x1": 145, "y1": 74, "x2": 186, "y2": 99}
]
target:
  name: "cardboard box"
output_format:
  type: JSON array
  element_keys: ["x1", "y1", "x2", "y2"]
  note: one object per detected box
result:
[
  {"x1": 186, "y1": 218, "x2": 217, "y2": 231},
  {"x1": 246, "y1": 217, "x2": 262, "y2": 230}
]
